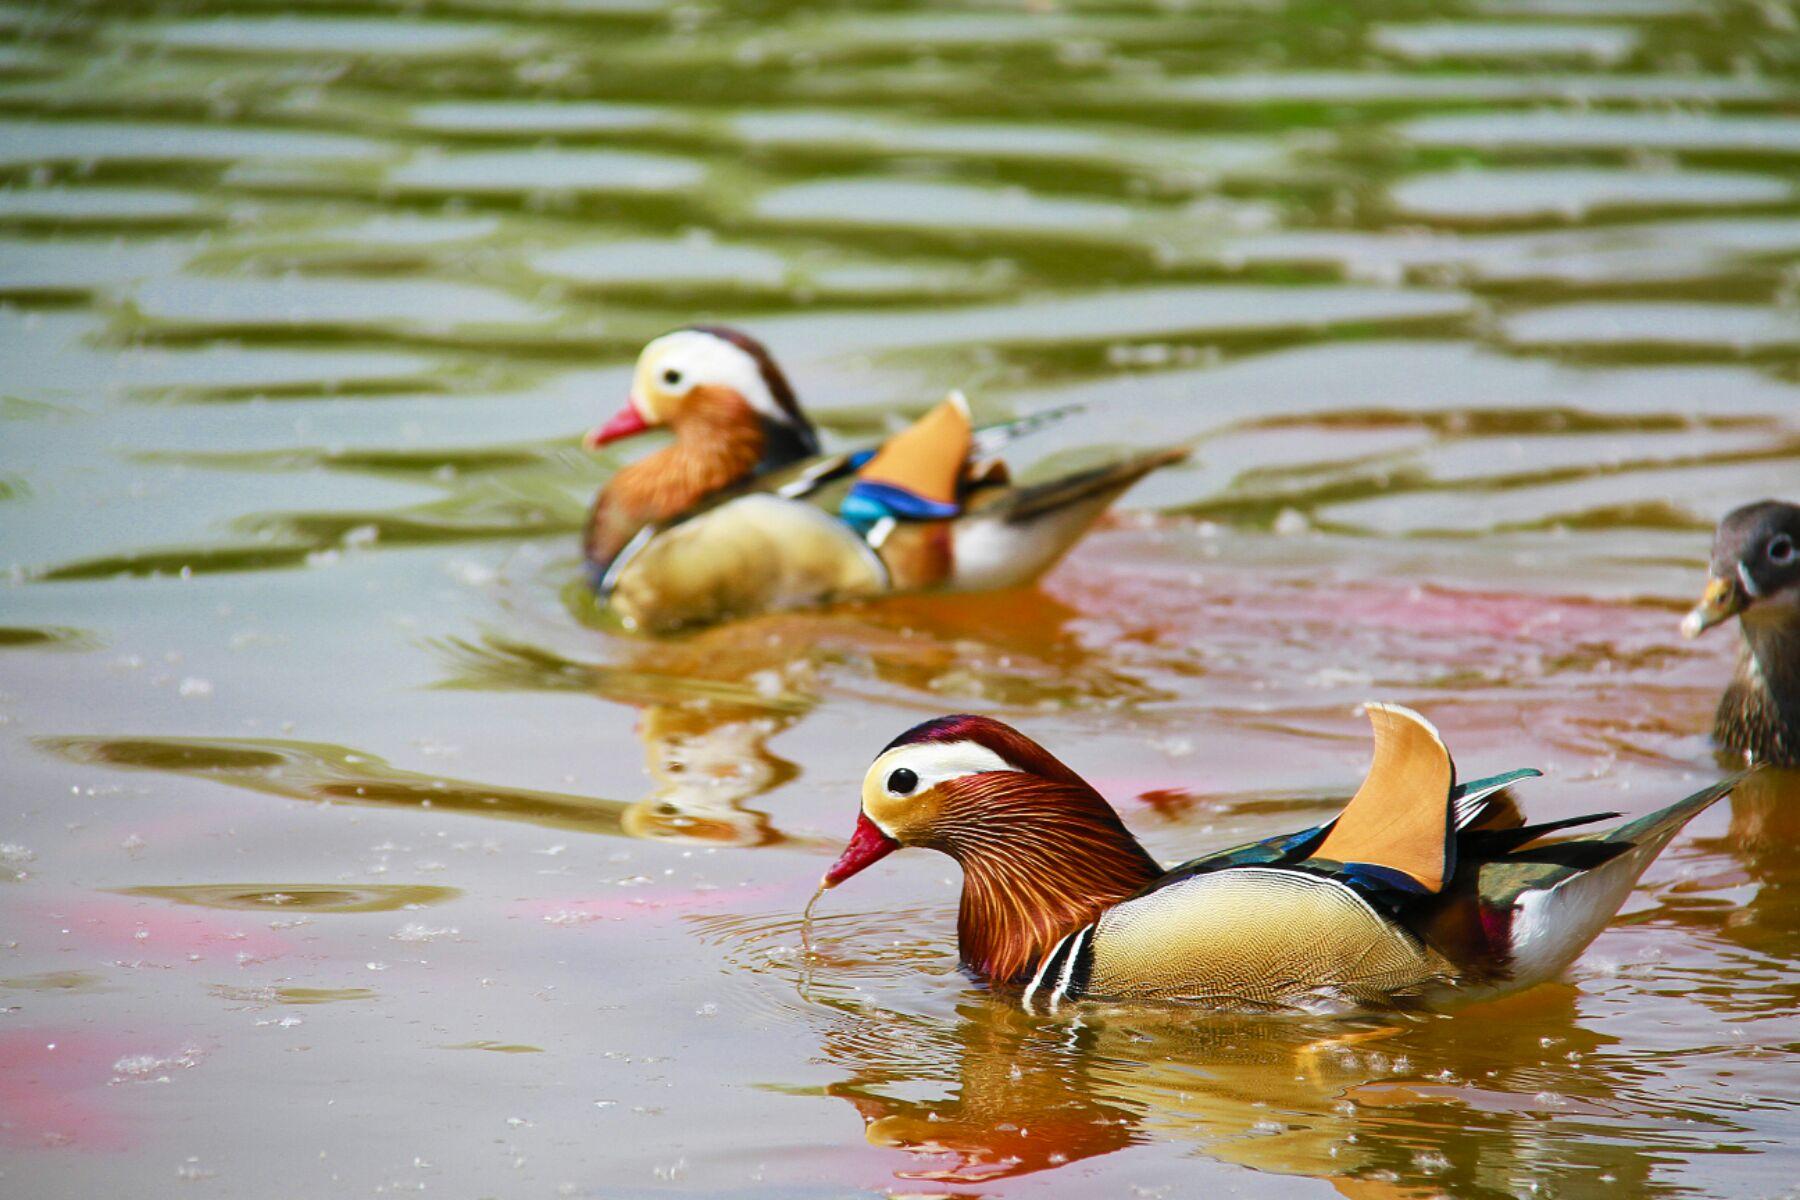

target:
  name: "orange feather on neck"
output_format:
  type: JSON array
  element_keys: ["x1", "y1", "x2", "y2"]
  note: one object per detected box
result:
[
  {"x1": 585, "y1": 386, "x2": 768, "y2": 569},
  {"x1": 928, "y1": 775, "x2": 1162, "y2": 986}
]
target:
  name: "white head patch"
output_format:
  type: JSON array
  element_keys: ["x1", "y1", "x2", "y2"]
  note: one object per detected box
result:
[
  {"x1": 864, "y1": 739, "x2": 1018, "y2": 812},
  {"x1": 635, "y1": 329, "x2": 793, "y2": 426}
]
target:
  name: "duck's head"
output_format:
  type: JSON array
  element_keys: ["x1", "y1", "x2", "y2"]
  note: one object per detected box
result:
[
  {"x1": 1682, "y1": 500, "x2": 1800, "y2": 639},
  {"x1": 584, "y1": 325, "x2": 818, "y2": 457},
  {"x1": 821, "y1": 715, "x2": 1160, "y2": 983},
  {"x1": 823, "y1": 715, "x2": 1091, "y2": 886}
]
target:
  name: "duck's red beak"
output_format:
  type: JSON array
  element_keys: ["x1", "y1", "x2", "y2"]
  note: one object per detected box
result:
[
  {"x1": 823, "y1": 812, "x2": 899, "y2": 888},
  {"x1": 582, "y1": 401, "x2": 651, "y2": 450}
]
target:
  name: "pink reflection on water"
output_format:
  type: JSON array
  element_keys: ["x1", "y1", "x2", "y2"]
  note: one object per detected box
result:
[
  {"x1": 508, "y1": 883, "x2": 792, "y2": 926},
  {"x1": 35, "y1": 899, "x2": 293, "y2": 964},
  {"x1": 1059, "y1": 561, "x2": 1663, "y2": 642},
  {"x1": 0, "y1": 1029, "x2": 138, "y2": 1151}
]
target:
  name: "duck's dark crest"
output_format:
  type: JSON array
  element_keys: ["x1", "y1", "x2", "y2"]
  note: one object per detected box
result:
[
  {"x1": 682, "y1": 324, "x2": 819, "y2": 456},
  {"x1": 882, "y1": 714, "x2": 1089, "y2": 789}
]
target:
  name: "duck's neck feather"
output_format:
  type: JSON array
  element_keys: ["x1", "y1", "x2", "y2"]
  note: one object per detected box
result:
[
  {"x1": 759, "y1": 413, "x2": 819, "y2": 469},
  {"x1": 586, "y1": 388, "x2": 769, "y2": 568},
  {"x1": 1719, "y1": 601, "x2": 1800, "y2": 766},
  {"x1": 934, "y1": 780, "x2": 1162, "y2": 986}
]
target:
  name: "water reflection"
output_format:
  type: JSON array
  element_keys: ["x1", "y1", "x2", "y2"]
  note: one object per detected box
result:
[
  {"x1": 1690, "y1": 767, "x2": 1800, "y2": 972},
  {"x1": 821, "y1": 999, "x2": 1142, "y2": 1184},
  {"x1": 110, "y1": 882, "x2": 460, "y2": 913},
  {"x1": 439, "y1": 584, "x2": 1165, "y2": 847},
  {"x1": 621, "y1": 707, "x2": 795, "y2": 847},
  {"x1": 3, "y1": 0, "x2": 1798, "y2": 1190},
  {"x1": 41, "y1": 733, "x2": 633, "y2": 838},
  {"x1": 1723, "y1": 766, "x2": 1800, "y2": 860},
  {"x1": 802, "y1": 987, "x2": 1701, "y2": 1197}
]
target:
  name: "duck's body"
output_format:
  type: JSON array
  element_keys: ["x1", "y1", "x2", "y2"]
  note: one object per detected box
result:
[
  {"x1": 1682, "y1": 499, "x2": 1800, "y2": 767},
  {"x1": 821, "y1": 707, "x2": 1739, "y2": 1015},
  {"x1": 584, "y1": 327, "x2": 1182, "y2": 632}
]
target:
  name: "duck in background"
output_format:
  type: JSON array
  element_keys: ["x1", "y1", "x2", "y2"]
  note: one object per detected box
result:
[
  {"x1": 1681, "y1": 499, "x2": 1800, "y2": 768},
  {"x1": 815, "y1": 705, "x2": 1740, "y2": 1014},
  {"x1": 582, "y1": 326, "x2": 1185, "y2": 633}
]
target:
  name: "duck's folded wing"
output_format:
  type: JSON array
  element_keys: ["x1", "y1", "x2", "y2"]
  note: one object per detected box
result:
[
  {"x1": 760, "y1": 405, "x2": 1085, "y2": 509},
  {"x1": 1064, "y1": 866, "x2": 1452, "y2": 1012}
]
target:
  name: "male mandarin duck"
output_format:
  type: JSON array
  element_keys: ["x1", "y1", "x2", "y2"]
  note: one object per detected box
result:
[
  {"x1": 817, "y1": 706, "x2": 1740, "y2": 1014},
  {"x1": 582, "y1": 326, "x2": 1185, "y2": 632},
  {"x1": 1680, "y1": 499, "x2": 1800, "y2": 767}
]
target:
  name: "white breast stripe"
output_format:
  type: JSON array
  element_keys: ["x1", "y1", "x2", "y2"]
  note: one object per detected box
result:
[
  {"x1": 1022, "y1": 932, "x2": 1073, "y2": 1016},
  {"x1": 1049, "y1": 926, "x2": 1091, "y2": 1013},
  {"x1": 598, "y1": 523, "x2": 657, "y2": 595}
]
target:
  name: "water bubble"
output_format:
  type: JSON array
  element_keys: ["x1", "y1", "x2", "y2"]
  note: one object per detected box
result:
[
  {"x1": 1413, "y1": 1149, "x2": 1451, "y2": 1175},
  {"x1": 175, "y1": 1157, "x2": 215, "y2": 1181}
]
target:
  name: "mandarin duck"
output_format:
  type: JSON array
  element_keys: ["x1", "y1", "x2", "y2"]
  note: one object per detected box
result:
[
  {"x1": 583, "y1": 326, "x2": 1185, "y2": 632},
  {"x1": 817, "y1": 706, "x2": 1740, "y2": 1014},
  {"x1": 1680, "y1": 499, "x2": 1800, "y2": 767}
]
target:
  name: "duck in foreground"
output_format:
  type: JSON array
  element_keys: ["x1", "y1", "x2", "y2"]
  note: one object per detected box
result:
[
  {"x1": 817, "y1": 707, "x2": 1741, "y2": 1014},
  {"x1": 1680, "y1": 499, "x2": 1800, "y2": 767},
  {"x1": 583, "y1": 326, "x2": 1185, "y2": 632}
]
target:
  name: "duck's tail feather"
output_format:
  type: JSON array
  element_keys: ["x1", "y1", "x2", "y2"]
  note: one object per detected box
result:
[
  {"x1": 1451, "y1": 768, "x2": 1541, "y2": 830},
  {"x1": 1000, "y1": 446, "x2": 1190, "y2": 524},
  {"x1": 969, "y1": 403, "x2": 1085, "y2": 460},
  {"x1": 1602, "y1": 773, "x2": 1746, "y2": 848},
  {"x1": 946, "y1": 447, "x2": 1187, "y2": 591},
  {"x1": 1462, "y1": 810, "x2": 1622, "y2": 859},
  {"x1": 1495, "y1": 774, "x2": 1742, "y2": 989}
]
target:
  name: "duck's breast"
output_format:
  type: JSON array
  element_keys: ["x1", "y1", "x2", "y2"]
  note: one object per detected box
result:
[{"x1": 608, "y1": 494, "x2": 886, "y2": 632}]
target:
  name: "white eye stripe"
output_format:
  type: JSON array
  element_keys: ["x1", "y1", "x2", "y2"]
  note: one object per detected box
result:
[
  {"x1": 866, "y1": 740, "x2": 1018, "y2": 799},
  {"x1": 639, "y1": 330, "x2": 790, "y2": 425}
]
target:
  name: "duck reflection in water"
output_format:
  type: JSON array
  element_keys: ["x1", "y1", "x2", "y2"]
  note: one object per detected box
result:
[
  {"x1": 1678, "y1": 765, "x2": 1800, "y2": 969},
  {"x1": 807, "y1": 985, "x2": 1668, "y2": 1196},
  {"x1": 470, "y1": 584, "x2": 1168, "y2": 848},
  {"x1": 621, "y1": 705, "x2": 797, "y2": 847}
]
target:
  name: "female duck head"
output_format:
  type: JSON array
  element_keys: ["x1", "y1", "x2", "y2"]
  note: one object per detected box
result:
[
  {"x1": 1683, "y1": 499, "x2": 1800, "y2": 638},
  {"x1": 1684, "y1": 499, "x2": 1800, "y2": 766}
]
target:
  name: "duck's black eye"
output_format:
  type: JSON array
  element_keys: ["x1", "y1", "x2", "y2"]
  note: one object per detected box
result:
[
  {"x1": 887, "y1": 767, "x2": 919, "y2": 796},
  {"x1": 1770, "y1": 534, "x2": 1795, "y2": 564},
  {"x1": 662, "y1": 368, "x2": 683, "y2": 388}
]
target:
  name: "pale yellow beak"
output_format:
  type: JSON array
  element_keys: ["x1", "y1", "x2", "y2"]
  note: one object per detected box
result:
[{"x1": 1681, "y1": 574, "x2": 1745, "y2": 639}]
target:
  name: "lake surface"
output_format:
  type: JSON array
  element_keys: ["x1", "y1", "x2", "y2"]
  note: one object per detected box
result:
[{"x1": 2, "y1": 1, "x2": 1797, "y2": 1196}]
